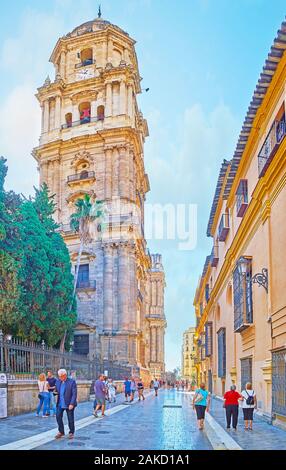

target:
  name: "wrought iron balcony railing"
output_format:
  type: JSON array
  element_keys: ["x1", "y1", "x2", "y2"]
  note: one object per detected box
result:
[
  {"x1": 258, "y1": 118, "x2": 286, "y2": 177},
  {"x1": 210, "y1": 244, "x2": 219, "y2": 267},
  {"x1": 75, "y1": 59, "x2": 96, "y2": 68},
  {"x1": 236, "y1": 179, "x2": 248, "y2": 217},
  {"x1": 61, "y1": 116, "x2": 104, "y2": 130},
  {"x1": 67, "y1": 171, "x2": 95, "y2": 183},
  {"x1": 76, "y1": 280, "x2": 96, "y2": 290},
  {"x1": 218, "y1": 212, "x2": 230, "y2": 242}
]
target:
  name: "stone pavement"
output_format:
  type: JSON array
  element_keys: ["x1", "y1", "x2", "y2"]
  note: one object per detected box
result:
[
  {"x1": 0, "y1": 389, "x2": 212, "y2": 450},
  {"x1": 209, "y1": 396, "x2": 286, "y2": 450}
]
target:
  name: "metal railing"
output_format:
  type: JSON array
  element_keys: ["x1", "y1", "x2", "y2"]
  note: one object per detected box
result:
[
  {"x1": 258, "y1": 118, "x2": 286, "y2": 177},
  {"x1": 76, "y1": 280, "x2": 96, "y2": 290},
  {"x1": 0, "y1": 334, "x2": 93, "y2": 380},
  {"x1": 75, "y1": 59, "x2": 95, "y2": 69},
  {"x1": 67, "y1": 171, "x2": 95, "y2": 183},
  {"x1": 61, "y1": 115, "x2": 104, "y2": 130},
  {"x1": 0, "y1": 333, "x2": 135, "y2": 381}
]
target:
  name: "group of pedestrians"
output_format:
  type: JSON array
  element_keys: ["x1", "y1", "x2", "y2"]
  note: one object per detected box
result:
[{"x1": 192, "y1": 382, "x2": 257, "y2": 432}]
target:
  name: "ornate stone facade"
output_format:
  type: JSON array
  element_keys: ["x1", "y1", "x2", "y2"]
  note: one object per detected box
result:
[{"x1": 32, "y1": 16, "x2": 166, "y2": 375}]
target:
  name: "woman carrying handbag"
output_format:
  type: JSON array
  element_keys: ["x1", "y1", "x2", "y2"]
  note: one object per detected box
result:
[{"x1": 192, "y1": 383, "x2": 211, "y2": 430}]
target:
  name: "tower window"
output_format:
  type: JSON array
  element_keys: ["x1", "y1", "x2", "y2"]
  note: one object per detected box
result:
[
  {"x1": 79, "y1": 102, "x2": 91, "y2": 124},
  {"x1": 80, "y1": 48, "x2": 93, "y2": 66},
  {"x1": 97, "y1": 105, "x2": 105, "y2": 121}
]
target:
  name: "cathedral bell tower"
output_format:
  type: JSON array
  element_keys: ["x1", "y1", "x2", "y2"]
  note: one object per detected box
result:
[{"x1": 33, "y1": 14, "x2": 155, "y2": 368}]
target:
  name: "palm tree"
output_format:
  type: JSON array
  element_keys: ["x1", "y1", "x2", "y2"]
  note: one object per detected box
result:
[{"x1": 59, "y1": 194, "x2": 105, "y2": 351}]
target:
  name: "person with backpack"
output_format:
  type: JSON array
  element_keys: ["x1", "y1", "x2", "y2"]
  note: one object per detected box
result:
[
  {"x1": 240, "y1": 382, "x2": 257, "y2": 431},
  {"x1": 192, "y1": 383, "x2": 211, "y2": 430}
]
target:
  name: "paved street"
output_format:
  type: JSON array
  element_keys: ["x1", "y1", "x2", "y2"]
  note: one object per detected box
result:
[
  {"x1": 0, "y1": 390, "x2": 211, "y2": 450},
  {"x1": 209, "y1": 396, "x2": 286, "y2": 450}
]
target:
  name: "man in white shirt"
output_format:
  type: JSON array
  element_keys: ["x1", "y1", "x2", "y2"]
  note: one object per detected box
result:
[{"x1": 153, "y1": 378, "x2": 160, "y2": 397}]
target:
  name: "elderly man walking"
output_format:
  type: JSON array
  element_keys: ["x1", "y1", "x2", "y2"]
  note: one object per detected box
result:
[{"x1": 55, "y1": 369, "x2": 77, "y2": 440}]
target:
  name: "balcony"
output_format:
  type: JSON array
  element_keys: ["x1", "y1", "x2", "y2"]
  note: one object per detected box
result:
[
  {"x1": 218, "y1": 213, "x2": 230, "y2": 242},
  {"x1": 75, "y1": 59, "x2": 96, "y2": 69},
  {"x1": 258, "y1": 117, "x2": 286, "y2": 177},
  {"x1": 67, "y1": 171, "x2": 95, "y2": 185},
  {"x1": 210, "y1": 244, "x2": 219, "y2": 267},
  {"x1": 234, "y1": 312, "x2": 253, "y2": 333},
  {"x1": 61, "y1": 116, "x2": 103, "y2": 130},
  {"x1": 76, "y1": 280, "x2": 96, "y2": 290},
  {"x1": 236, "y1": 179, "x2": 248, "y2": 217}
]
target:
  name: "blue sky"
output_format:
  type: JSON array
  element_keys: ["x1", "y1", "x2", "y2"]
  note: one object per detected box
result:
[{"x1": 0, "y1": 0, "x2": 285, "y2": 370}]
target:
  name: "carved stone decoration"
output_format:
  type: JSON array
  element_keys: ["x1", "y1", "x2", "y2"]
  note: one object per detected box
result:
[{"x1": 71, "y1": 151, "x2": 93, "y2": 168}]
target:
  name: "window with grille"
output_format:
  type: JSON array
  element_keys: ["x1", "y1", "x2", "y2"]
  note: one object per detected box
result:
[
  {"x1": 236, "y1": 179, "x2": 248, "y2": 217},
  {"x1": 233, "y1": 259, "x2": 253, "y2": 332},
  {"x1": 218, "y1": 328, "x2": 226, "y2": 378},
  {"x1": 241, "y1": 357, "x2": 252, "y2": 390},
  {"x1": 272, "y1": 350, "x2": 286, "y2": 417},
  {"x1": 205, "y1": 322, "x2": 213, "y2": 357},
  {"x1": 205, "y1": 284, "x2": 210, "y2": 303},
  {"x1": 73, "y1": 334, "x2": 89, "y2": 355},
  {"x1": 76, "y1": 264, "x2": 89, "y2": 288}
]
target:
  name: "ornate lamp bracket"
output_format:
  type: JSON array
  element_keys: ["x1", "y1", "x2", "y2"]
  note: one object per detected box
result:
[{"x1": 252, "y1": 268, "x2": 268, "y2": 293}]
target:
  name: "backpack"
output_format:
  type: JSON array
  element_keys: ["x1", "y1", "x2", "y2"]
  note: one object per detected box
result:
[{"x1": 245, "y1": 390, "x2": 255, "y2": 406}]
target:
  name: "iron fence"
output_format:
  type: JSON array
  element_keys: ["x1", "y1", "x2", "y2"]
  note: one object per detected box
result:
[{"x1": 0, "y1": 333, "x2": 133, "y2": 382}]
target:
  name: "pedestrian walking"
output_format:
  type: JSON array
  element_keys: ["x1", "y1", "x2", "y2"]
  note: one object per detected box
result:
[
  {"x1": 153, "y1": 378, "x2": 160, "y2": 397},
  {"x1": 36, "y1": 373, "x2": 50, "y2": 417},
  {"x1": 137, "y1": 378, "x2": 145, "y2": 401},
  {"x1": 94, "y1": 374, "x2": 107, "y2": 417},
  {"x1": 130, "y1": 377, "x2": 137, "y2": 402},
  {"x1": 240, "y1": 382, "x2": 257, "y2": 431},
  {"x1": 223, "y1": 385, "x2": 241, "y2": 430},
  {"x1": 107, "y1": 378, "x2": 116, "y2": 403},
  {"x1": 54, "y1": 368, "x2": 77, "y2": 439},
  {"x1": 124, "y1": 377, "x2": 132, "y2": 402},
  {"x1": 192, "y1": 383, "x2": 210, "y2": 430},
  {"x1": 46, "y1": 370, "x2": 57, "y2": 417}
]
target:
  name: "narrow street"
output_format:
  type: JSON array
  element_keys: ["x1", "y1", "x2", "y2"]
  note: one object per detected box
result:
[{"x1": 0, "y1": 390, "x2": 211, "y2": 450}]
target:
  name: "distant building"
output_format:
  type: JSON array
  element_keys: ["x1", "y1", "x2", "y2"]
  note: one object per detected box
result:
[{"x1": 181, "y1": 327, "x2": 196, "y2": 383}]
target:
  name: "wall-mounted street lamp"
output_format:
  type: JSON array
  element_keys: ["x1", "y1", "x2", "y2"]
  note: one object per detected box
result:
[{"x1": 237, "y1": 256, "x2": 268, "y2": 293}]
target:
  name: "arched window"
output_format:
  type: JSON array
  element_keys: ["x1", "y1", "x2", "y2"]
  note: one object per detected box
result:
[
  {"x1": 97, "y1": 105, "x2": 105, "y2": 121},
  {"x1": 79, "y1": 102, "x2": 91, "y2": 124},
  {"x1": 80, "y1": 48, "x2": 93, "y2": 66},
  {"x1": 65, "y1": 112, "x2": 72, "y2": 128}
]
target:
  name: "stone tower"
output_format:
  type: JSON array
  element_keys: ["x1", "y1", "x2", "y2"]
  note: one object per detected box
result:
[
  {"x1": 33, "y1": 15, "x2": 166, "y2": 373},
  {"x1": 146, "y1": 254, "x2": 166, "y2": 377}
]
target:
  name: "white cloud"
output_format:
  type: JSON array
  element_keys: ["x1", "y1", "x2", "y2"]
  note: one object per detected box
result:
[{"x1": 0, "y1": 83, "x2": 40, "y2": 195}]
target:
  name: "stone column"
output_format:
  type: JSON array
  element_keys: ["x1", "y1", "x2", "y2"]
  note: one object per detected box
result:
[
  {"x1": 72, "y1": 102, "x2": 80, "y2": 122},
  {"x1": 124, "y1": 47, "x2": 129, "y2": 63},
  {"x1": 43, "y1": 100, "x2": 49, "y2": 133},
  {"x1": 152, "y1": 281, "x2": 156, "y2": 308},
  {"x1": 113, "y1": 146, "x2": 119, "y2": 199},
  {"x1": 105, "y1": 82, "x2": 112, "y2": 117},
  {"x1": 119, "y1": 80, "x2": 126, "y2": 115},
  {"x1": 118, "y1": 146, "x2": 129, "y2": 199},
  {"x1": 107, "y1": 38, "x2": 113, "y2": 63},
  {"x1": 55, "y1": 96, "x2": 61, "y2": 129},
  {"x1": 118, "y1": 243, "x2": 129, "y2": 331},
  {"x1": 91, "y1": 99, "x2": 97, "y2": 119},
  {"x1": 59, "y1": 51, "x2": 66, "y2": 79},
  {"x1": 128, "y1": 244, "x2": 137, "y2": 332},
  {"x1": 104, "y1": 147, "x2": 112, "y2": 200},
  {"x1": 151, "y1": 326, "x2": 156, "y2": 362},
  {"x1": 129, "y1": 149, "x2": 135, "y2": 202},
  {"x1": 127, "y1": 84, "x2": 133, "y2": 119},
  {"x1": 103, "y1": 245, "x2": 113, "y2": 332}
]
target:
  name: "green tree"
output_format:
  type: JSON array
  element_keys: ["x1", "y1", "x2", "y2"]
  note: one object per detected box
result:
[
  {"x1": 0, "y1": 157, "x2": 21, "y2": 334},
  {"x1": 16, "y1": 185, "x2": 76, "y2": 346}
]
